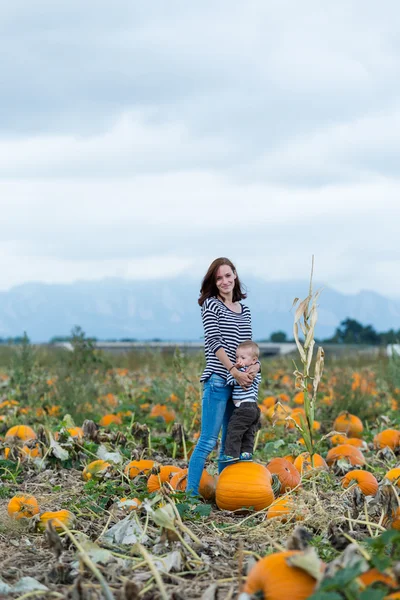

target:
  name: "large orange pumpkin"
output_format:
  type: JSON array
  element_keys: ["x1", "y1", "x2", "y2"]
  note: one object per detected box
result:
[
  {"x1": 326, "y1": 444, "x2": 365, "y2": 467},
  {"x1": 384, "y1": 468, "x2": 400, "y2": 487},
  {"x1": 341, "y1": 470, "x2": 378, "y2": 496},
  {"x1": 242, "y1": 550, "x2": 323, "y2": 599},
  {"x1": 266, "y1": 458, "x2": 301, "y2": 493},
  {"x1": 373, "y1": 429, "x2": 400, "y2": 450},
  {"x1": 5, "y1": 425, "x2": 36, "y2": 441},
  {"x1": 216, "y1": 462, "x2": 274, "y2": 511},
  {"x1": 333, "y1": 412, "x2": 363, "y2": 438}
]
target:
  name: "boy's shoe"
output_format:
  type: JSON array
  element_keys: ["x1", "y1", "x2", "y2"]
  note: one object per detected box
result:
[
  {"x1": 239, "y1": 452, "x2": 253, "y2": 461},
  {"x1": 219, "y1": 454, "x2": 239, "y2": 463}
]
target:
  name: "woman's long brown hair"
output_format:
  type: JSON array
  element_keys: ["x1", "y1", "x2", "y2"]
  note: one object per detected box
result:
[{"x1": 198, "y1": 257, "x2": 247, "y2": 306}]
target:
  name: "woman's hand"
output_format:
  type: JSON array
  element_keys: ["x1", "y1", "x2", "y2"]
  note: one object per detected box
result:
[{"x1": 232, "y1": 368, "x2": 253, "y2": 390}]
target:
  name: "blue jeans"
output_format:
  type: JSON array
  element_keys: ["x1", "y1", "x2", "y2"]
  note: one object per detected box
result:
[{"x1": 187, "y1": 373, "x2": 234, "y2": 496}]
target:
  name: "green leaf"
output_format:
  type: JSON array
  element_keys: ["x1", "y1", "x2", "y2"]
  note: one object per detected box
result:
[
  {"x1": 319, "y1": 563, "x2": 364, "y2": 590},
  {"x1": 308, "y1": 591, "x2": 343, "y2": 600},
  {"x1": 193, "y1": 504, "x2": 212, "y2": 517},
  {"x1": 359, "y1": 589, "x2": 387, "y2": 600}
]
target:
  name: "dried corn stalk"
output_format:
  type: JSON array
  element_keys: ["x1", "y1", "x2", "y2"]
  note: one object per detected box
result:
[{"x1": 291, "y1": 256, "x2": 325, "y2": 463}]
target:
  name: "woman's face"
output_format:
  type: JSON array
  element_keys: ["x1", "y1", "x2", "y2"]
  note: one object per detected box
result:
[{"x1": 215, "y1": 264, "x2": 236, "y2": 297}]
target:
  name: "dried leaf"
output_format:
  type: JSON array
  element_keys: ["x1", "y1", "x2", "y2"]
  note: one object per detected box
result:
[
  {"x1": 293, "y1": 322, "x2": 306, "y2": 362},
  {"x1": 149, "y1": 504, "x2": 177, "y2": 531},
  {"x1": 294, "y1": 297, "x2": 310, "y2": 324},
  {"x1": 313, "y1": 347, "x2": 325, "y2": 398},
  {"x1": 290, "y1": 297, "x2": 300, "y2": 311},
  {"x1": 305, "y1": 339, "x2": 315, "y2": 376},
  {"x1": 286, "y1": 547, "x2": 324, "y2": 582},
  {"x1": 102, "y1": 515, "x2": 148, "y2": 545},
  {"x1": 49, "y1": 433, "x2": 69, "y2": 461},
  {"x1": 97, "y1": 444, "x2": 123, "y2": 464}
]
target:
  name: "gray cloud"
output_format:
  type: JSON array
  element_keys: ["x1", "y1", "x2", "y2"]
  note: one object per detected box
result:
[{"x1": 1, "y1": 1, "x2": 400, "y2": 295}]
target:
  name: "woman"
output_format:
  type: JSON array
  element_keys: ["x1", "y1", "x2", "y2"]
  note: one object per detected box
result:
[{"x1": 187, "y1": 257, "x2": 260, "y2": 496}]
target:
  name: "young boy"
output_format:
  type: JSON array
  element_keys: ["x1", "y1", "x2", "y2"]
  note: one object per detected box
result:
[{"x1": 221, "y1": 340, "x2": 261, "y2": 463}]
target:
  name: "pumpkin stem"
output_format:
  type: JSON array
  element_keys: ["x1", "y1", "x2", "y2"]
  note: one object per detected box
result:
[{"x1": 271, "y1": 474, "x2": 281, "y2": 496}]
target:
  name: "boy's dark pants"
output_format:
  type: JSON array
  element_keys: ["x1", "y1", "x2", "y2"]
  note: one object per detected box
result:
[{"x1": 225, "y1": 402, "x2": 261, "y2": 457}]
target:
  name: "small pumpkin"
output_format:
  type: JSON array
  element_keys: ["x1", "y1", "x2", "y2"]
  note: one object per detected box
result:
[
  {"x1": 82, "y1": 459, "x2": 112, "y2": 481},
  {"x1": 267, "y1": 497, "x2": 297, "y2": 521},
  {"x1": 8, "y1": 495, "x2": 39, "y2": 519},
  {"x1": 149, "y1": 404, "x2": 176, "y2": 423},
  {"x1": 147, "y1": 465, "x2": 183, "y2": 493},
  {"x1": 266, "y1": 458, "x2": 301, "y2": 493},
  {"x1": 38, "y1": 509, "x2": 75, "y2": 531},
  {"x1": 118, "y1": 497, "x2": 142, "y2": 511},
  {"x1": 216, "y1": 462, "x2": 275, "y2": 512},
  {"x1": 293, "y1": 453, "x2": 328, "y2": 476},
  {"x1": 358, "y1": 567, "x2": 397, "y2": 589},
  {"x1": 124, "y1": 459, "x2": 155, "y2": 479},
  {"x1": 333, "y1": 412, "x2": 363, "y2": 438},
  {"x1": 169, "y1": 468, "x2": 218, "y2": 501},
  {"x1": 341, "y1": 470, "x2": 378, "y2": 496},
  {"x1": 21, "y1": 443, "x2": 42, "y2": 460},
  {"x1": 99, "y1": 414, "x2": 122, "y2": 427}
]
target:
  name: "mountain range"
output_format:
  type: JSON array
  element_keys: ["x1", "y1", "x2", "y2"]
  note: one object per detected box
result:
[{"x1": 0, "y1": 277, "x2": 399, "y2": 342}]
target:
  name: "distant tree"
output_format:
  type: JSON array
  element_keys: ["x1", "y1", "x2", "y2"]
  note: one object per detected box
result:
[
  {"x1": 49, "y1": 335, "x2": 71, "y2": 344},
  {"x1": 325, "y1": 318, "x2": 380, "y2": 345},
  {"x1": 270, "y1": 331, "x2": 288, "y2": 343}
]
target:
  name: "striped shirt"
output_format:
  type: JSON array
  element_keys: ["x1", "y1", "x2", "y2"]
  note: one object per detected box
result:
[
  {"x1": 200, "y1": 297, "x2": 252, "y2": 382},
  {"x1": 226, "y1": 369, "x2": 261, "y2": 406}
]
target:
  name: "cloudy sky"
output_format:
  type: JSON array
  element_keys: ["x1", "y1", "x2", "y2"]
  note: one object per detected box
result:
[{"x1": 1, "y1": 1, "x2": 400, "y2": 297}]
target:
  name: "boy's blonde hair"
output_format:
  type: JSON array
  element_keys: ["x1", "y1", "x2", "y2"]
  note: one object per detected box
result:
[{"x1": 237, "y1": 340, "x2": 260, "y2": 358}]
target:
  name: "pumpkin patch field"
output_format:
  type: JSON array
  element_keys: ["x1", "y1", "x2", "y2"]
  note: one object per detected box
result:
[{"x1": 1, "y1": 337, "x2": 400, "y2": 599}]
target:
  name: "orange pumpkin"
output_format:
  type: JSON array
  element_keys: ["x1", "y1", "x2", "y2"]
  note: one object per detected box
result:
[
  {"x1": 147, "y1": 465, "x2": 183, "y2": 493},
  {"x1": 38, "y1": 509, "x2": 75, "y2": 531},
  {"x1": 82, "y1": 459, "x2": 112, "y2": 481},
  {"x1": 5, "y1": 425, "x2": 36, "y2": 441},
  {"x1": 21, "y1": 444, "x2": 42, "y2": 460},
  {"x1": 326, "y1": 444, "x2": 365, "y2": 467},
  {"x1": 330, "y1": 434, "x2": 349, "y2": 446},
  {"x1": 293, "y1": 453, "x2": 328, "y2": 475},
  {"x1": 242, "y1": 550, "x2": 323, "y2": 599},
  {"x1": 99, "y1": 414, "x2": 122, "y2": 427},
  {"x1": 333, "y1": 412, "x2": 363, "y2": 438},
  {"x1": 66, "y1": 427, "x2": 84, "y2": 441},
  {"x1": 266, "y1": 458, "x2": 301, "y2": 493},
  {"x1": 373, "y1": 429, "x2": 400, "y2": 450},
  {"x1": 169, "y1": 468, "x2": 218, "y2": 501},
  {"x1": 267, "y1": 497, "x2": 297, "y2": 521},
  {"x1": 216, "y1": 462, "x2": 274, "y2": 512},
  {"x1": 358, "y1": 568, "x2": 397, "y2": 589},
  {"x1": 149, "y1": 404, "x2": 176, "y2": 423},
  {"x1": 384, "y1": 468, "x2": 400, "y2": 486},
  {"x1": 7, "y1": 495, "x2": 39, "y2": 519},
  {"x1": 341, "y1": 470, "x2": 378, "y2": 496},
  {"x1": 124, "y1": 459, "x2": 155, "y2": 478},
  {"x1": 119, "y1": 497, "x2": 142, "y2": 511}
]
